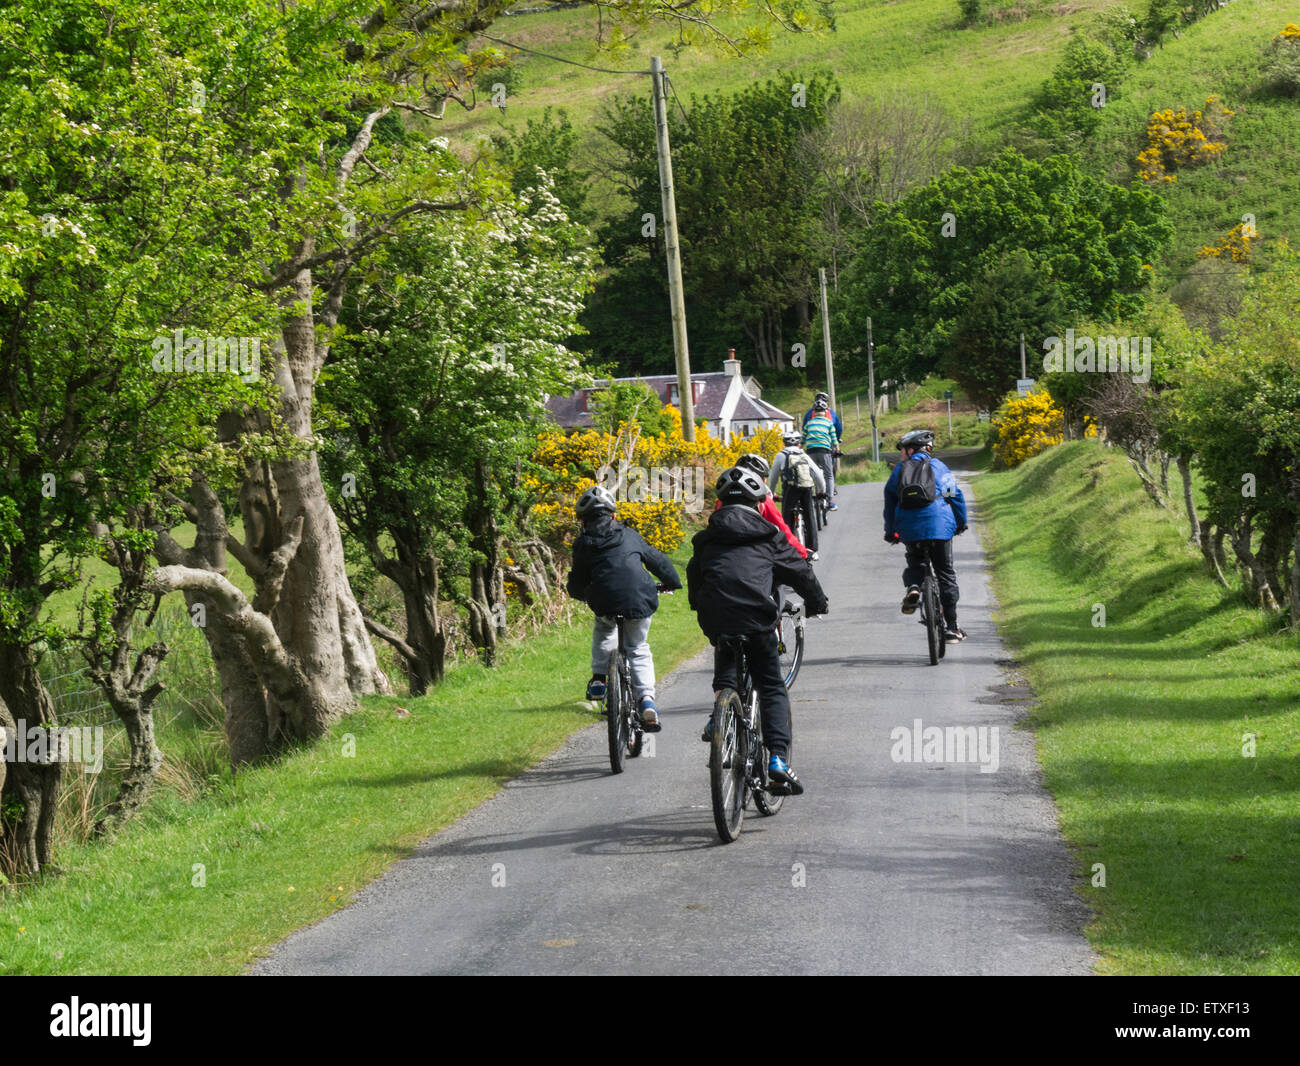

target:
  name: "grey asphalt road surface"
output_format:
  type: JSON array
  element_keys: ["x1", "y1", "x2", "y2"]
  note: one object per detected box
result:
[{"x1": 254, "y1": 477, "x2": 1094, "y2": 976}]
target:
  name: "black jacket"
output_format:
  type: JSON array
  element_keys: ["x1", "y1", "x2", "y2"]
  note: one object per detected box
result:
[
  {"x1": 566, "y1": 515, "x2": 682, "y2": 619},
  {"x1": 687, "y1": 504, "x2": 828, "y2": 641}
]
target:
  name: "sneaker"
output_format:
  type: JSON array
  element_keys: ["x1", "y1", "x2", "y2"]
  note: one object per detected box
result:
[
  {"x1": 767, "y1": 755, "x2": 804, "y2": 796},
  {"x1": 585, "y1": 676, "x2": 607, "y2": 701},
  {"x1": 639, "y1": 696, "x2": 662, "y2": 732},
  {"x1": 810, "y1": 551, "x2": 820, "y2": 561},
  {"x1": 944, "y1": 626, "x2": 967, "y2": 642},
  {"x1": 901, "y1": 586, "x2": 921, "y2": 614},
  {"x1": 700, "y1": 717, "x2": 713, "y2": 743},
  {"x1": 828, "y1": 503, "x2": 838, "y2": 511}
]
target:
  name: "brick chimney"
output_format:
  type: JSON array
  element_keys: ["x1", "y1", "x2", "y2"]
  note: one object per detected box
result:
[{"x1": 723, "y1": 348, "x2": 741, "y2": 377}]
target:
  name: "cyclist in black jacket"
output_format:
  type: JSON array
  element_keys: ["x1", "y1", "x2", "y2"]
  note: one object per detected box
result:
[
  {"x1": 568, "y1": 485, "x2": 682, "y2": 731},
  {"x1": 687, "y1": 467, "x2": 828, "y2": 794}
]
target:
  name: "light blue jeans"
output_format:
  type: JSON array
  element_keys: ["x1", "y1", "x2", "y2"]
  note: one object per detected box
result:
[{"x1": 592, "y1": 615, "x2": 655, "y2": 703}]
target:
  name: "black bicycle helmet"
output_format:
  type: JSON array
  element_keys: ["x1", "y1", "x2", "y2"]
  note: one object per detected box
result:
[
  {"x1": 813, "y1": 395, "x2": 829, "y2": 411},
  {"x1": 813, "y1": 391, "x2": 829, "y2": 403},
  {"x1": 715, "y1": 466, "x2": 767, "y2": 505},
  {"x1": 735, "y1": 452, "x2": 771, "y2": 478},
  {"x1": 899, "y1": 428, "x2": 935, "y2": 451},
  {"x1": 575, "y1": 484, "x2": 616, "y2": 518}
]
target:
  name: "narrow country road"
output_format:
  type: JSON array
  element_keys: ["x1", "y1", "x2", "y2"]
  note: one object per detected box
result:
[{"x1": 253, "y1": 477, "x2": 1094, "y2": 976}]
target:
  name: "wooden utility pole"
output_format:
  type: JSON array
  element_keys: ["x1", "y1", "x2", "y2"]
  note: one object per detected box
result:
[
  {"x1": 651, "y1": 56, "x2": 695, "y2": 441},
  {"x1": 867, "y1": 316, "x2": 879, "y2": 463},
  {"x1": 818, "y1": 267, "x2": 837, "y2": 412}
]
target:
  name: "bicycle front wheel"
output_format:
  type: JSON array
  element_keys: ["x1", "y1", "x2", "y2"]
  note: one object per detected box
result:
[
  {"x1": 710, "y1": 690, "x2": 747, "y2": 842},
  {"x1": 778, "y1": 610, "x2": 804, "y2": 690},
  {"x1": 606, "y1": 658, "x2": 630, "y2": 773}
]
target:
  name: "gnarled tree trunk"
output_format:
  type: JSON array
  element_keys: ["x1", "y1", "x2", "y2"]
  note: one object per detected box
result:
[{"x1": 0, "y1": 643, "x2": 63, "y2": 876}]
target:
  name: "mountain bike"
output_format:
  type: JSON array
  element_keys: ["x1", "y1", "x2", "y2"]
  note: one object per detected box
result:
[
  {"x1": 709, "y1": 634, "x2": 790, "y2": 842},
  {"x1": 604, "y1": 615, "x2": 644, "y2": 774}
]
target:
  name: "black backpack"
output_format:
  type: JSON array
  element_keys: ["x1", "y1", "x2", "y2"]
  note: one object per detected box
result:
[{"x1": 897, "y1": 455, "x2": 937, "y2": 509}]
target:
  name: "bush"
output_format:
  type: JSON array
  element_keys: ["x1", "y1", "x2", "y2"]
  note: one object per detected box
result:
[
  {"x1": 528, "y1": 408, "x2": 784, "y2": 553},
  {"x1": 1135, "y1": 96, "x2": 1233, "y2": 184},
  {"x1": 1263, "y1": 24, "x2": 1300, "y2": 98},
  {"x1": 958, "y1": 0, "x2": 981, "y2": 24},
  {"x1": 990, "y1": 389, "x2": 1064, "y2": 469}
]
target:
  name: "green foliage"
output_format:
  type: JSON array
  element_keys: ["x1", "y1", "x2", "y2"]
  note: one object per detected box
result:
[
  {"x1": 958, "y1": 0, "x2": 981, "y2": 25},
  {"x1": 321, "y1": 174, "x2": 597, "y2": 620},
  {"x1": 837, "y1": 148, "x2": 1172, "y2": 386},
  {"x1": 1262, "y1": 25, "x2": 1300, "y2": 97},
  {"x1": 586, "y1": 74, "x2": 837, "y2": 372},
  {"x1": 0, "y1": 0, "x2": 294, "y2": 648},
  {"x1": 589, "y1": 380, "x2": 675, "y2": 436},
  {"x1": 945, "y1": 249, "x2": 1068, "y2": 409},
  {"x1": 1024, "y1": 21, "x2": 1134, "y2": 149},
  {"x1": 1172, "y1": 251, "x2": 1300, "y2": 601},
  {"x1": 491, "y1": 108, "x2": 592, "y2": 225}
]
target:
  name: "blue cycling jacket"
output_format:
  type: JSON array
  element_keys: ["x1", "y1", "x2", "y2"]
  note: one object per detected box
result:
[{"x1": 883, "y1": 453, "x2": 967, "y2": 542}]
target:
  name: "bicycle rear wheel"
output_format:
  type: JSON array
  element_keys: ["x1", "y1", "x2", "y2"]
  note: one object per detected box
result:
[
  {"x1": 606, "y1": 655, "x2": 630, "y2": 773},
  {"x1": 923, "y1": 576, "x2": 941, "y2": 666},
  {"x1": 777, "y1": 608, "x2": 804, "y2": 690},
  {"x1": 710, "y1": 690, "x2": 747, "y2": 842}
]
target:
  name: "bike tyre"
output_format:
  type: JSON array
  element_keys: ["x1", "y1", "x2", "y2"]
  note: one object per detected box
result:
[
  {"x1": 924, "y1": 577, "x2": 940, "y2": 666},
  {"x1": 606, "y1": 656, "x2": 629, "y2": 774},
  {"x1": 710, "y1": 689, "x2": 746, "y2": 842}
]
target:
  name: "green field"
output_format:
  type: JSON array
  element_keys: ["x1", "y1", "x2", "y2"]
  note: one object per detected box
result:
[
  {"x1": 450, "y1": 0, "x2": 1127, "y2": 149},
  {"x1": 978, "y1": 441, "x2": 1300, "y2": 974}
]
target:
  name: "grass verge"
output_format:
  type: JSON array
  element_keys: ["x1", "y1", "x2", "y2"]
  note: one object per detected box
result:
[
  {"x1": 0, "y1": 549, "x2": 707, "y2": 974},
  {"x1": 978, "y1": 440, "x2": 1300, "y2": 975}
]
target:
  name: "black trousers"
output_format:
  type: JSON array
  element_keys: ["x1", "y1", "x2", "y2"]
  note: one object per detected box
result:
[
  {"x1": 712, "y1": 628, "x2": 791, "y2": 759},
  {"x1": 781, "y1": 486, "x2": 818, "y2": 552},
  {"x1": 903, "y1": 538, "x2": 960, "y2": 628}
]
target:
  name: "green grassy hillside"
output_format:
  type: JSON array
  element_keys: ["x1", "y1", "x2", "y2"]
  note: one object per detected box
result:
[
  {"x1": 1082, "y1": 1, "x2": 1300, "y2": 281},
  {"x1": 449, "y1": 0, "x2": 1127, "y2": 148},
  {"x1": 455, "y1": 1, "x2": 1297, "y2": 296}
]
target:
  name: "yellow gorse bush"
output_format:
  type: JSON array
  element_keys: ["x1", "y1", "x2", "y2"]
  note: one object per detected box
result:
[
  {"x1": 1276, "y1": 23, "x2": 1300, "y2": 40},
  {"x1": 1196, "y1": 221, "x2": 1254, "y2": 263},
  {"x1": 528, "y1": 406, "x2": 785, "y2": 554},
  {"x1": 1135, "y1": 96, "x2": 1233, "y2": 184},
  {"x1": 991, "y1": 389, "x2": 1065, "y2": 469}
]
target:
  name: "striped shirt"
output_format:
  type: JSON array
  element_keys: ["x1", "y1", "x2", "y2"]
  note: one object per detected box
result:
[{"x1": 803, "y1": 411, "x2": 837, "y2": 451}]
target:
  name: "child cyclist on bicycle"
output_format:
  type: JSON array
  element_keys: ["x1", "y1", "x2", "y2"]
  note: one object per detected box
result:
[
  {"x1": 568, "y1": 485, "x2": 682, "y2": 731},
  {"x1": 688, "y1": 467, "x2": 828, "y2": 794},
  {"x1": 882, "y1": 428, "x2": 969, "y2": 642}
]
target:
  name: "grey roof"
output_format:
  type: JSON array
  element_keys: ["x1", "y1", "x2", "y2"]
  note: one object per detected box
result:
[
  {"x1": 543, "y1": 368, "x2": 793, "y2": 431},
  {"x1": 545, "y1": 371, "x2": 732, "y2": 428}
]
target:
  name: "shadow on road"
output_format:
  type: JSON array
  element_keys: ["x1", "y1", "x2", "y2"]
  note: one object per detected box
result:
[{"x1": 405, "y1": 806, "x2": 729, "y2": 859}]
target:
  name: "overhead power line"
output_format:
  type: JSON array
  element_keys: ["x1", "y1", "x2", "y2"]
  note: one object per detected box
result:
[{"x1": 476, "y1": 33, "x2": 652, "y2": 75}]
